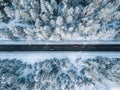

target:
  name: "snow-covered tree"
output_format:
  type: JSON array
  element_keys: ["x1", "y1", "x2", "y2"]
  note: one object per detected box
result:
[{"x1": 56, "y1": 16, "x2": 64, "y2": 26}]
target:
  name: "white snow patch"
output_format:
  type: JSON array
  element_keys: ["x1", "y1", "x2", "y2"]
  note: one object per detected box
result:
[{"x1": 0, "y1": 52, "x2": 119, "y2": 64}]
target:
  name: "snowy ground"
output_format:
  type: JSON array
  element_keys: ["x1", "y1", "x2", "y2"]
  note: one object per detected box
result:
[
  {"x1": 0, "y1": 40, "x2": 120, "y2": 45},
  {"x1": 0, "y1": 51, "x2": 120, "y2": 64}
]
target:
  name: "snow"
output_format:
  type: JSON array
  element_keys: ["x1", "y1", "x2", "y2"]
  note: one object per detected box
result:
[
  {"x1": 56, "y1": 16, "x2": 64, "y2": 26},
  {"x1": 0, "y1": 0, "x2": 120, "y2": 90},
  {"x1": 66, "y1": 15, "x2": 73, "y2": 24},
  {"x1": 101, "y1": 21, "x2": 120, "y2": 30},
  {"x1": 0, "y1": 40, "x2": 120, "y2": 45},
  {"x1": 45, "y1": 2, "x2": 54, "y2": 14},
  {"x1": 0, "y1": 19, "x2": 35, "y2": 29},
  {"x1": 0, "y1": 0, "x2": 120, "y2": 41},
  {"x1": 0, "y1": 51, "x2": 119, "y2": 90},
  {"x1": 0, "y1": 51, "x2": 119, "y2": 64}
]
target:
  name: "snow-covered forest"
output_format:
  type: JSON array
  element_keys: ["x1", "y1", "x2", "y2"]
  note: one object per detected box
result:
[
  {"x1": 0, "y1": 0, "x2": 120, "y2": 41},
  {"x1": 0, "y1": 0, "x2": 120, "y2": 90},
  {"x1": 0, "y1": 52, "x2": 120, "y2": 90}
]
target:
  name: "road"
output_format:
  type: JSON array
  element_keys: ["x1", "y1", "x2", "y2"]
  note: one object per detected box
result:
[{"x1": 0, "y1": 44, "x2": 120, "y2": 51}]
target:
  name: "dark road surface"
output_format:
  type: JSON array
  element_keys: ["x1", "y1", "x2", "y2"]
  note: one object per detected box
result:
[{"x1": 0, "y1": 44, "x2": 120, "y2": 51}]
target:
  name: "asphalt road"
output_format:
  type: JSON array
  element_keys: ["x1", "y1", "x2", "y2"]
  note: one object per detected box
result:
[{"x1": 0, "y1": 44, "x2": 120, "y2": 51}]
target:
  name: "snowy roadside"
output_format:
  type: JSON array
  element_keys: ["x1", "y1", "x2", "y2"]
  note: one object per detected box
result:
[
  {"x1": 0, "y1": 40, "x2": 120, "y2": 45},
  {"x1": 0, "y1": 51, "x2": 119, "y2": 64}
]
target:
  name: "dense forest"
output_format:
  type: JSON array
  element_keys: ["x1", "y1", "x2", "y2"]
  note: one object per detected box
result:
[
  {"x1": 0, "y1": 56, "x2": 120, "y2": 90},
  {"x1": 0, "y1": 0, "x2": 120, "y2": 41}
]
